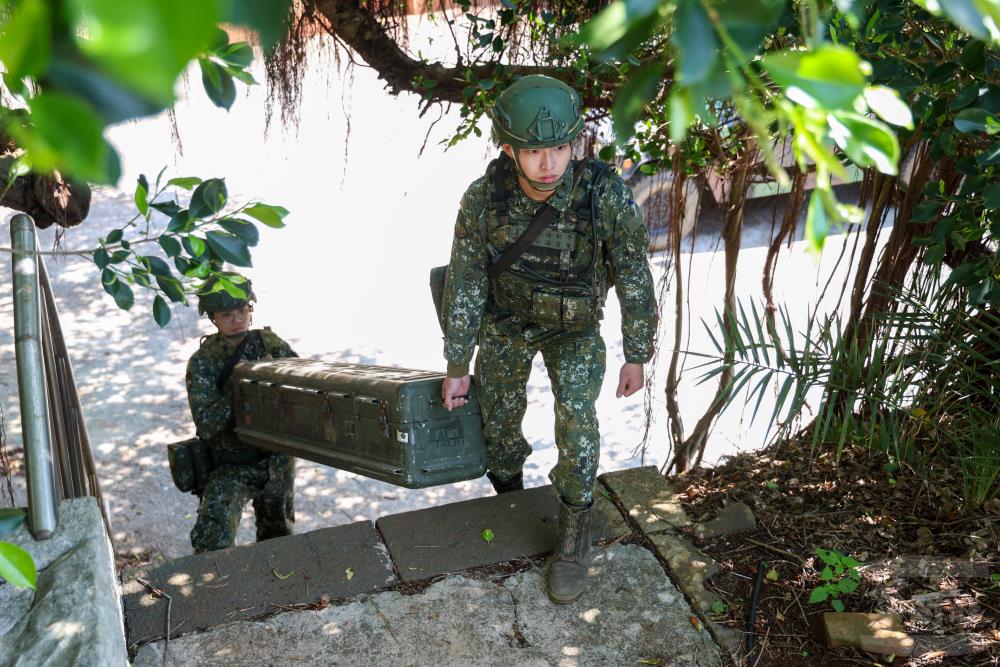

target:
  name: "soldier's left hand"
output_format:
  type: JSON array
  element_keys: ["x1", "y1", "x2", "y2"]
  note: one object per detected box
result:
[{"x1": 616, "y1": 363, "x2": 644, "y2": 398}]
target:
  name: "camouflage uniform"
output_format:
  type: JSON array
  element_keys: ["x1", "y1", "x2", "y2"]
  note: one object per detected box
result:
[
  {"x1": 442, "y1": 159, "x2": 657, "y2": 505},
  {"x1": 185, "y1": 328, "x2": 297, "y2": 553}
]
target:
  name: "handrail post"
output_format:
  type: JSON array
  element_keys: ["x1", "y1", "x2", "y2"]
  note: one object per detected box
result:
[{"x1": 10, "y1": 214, "x2": 57, "y2": 539}]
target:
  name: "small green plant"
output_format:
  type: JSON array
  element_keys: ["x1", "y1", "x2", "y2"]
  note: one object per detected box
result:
[
  {"x1": 0, "y1": 508, "x2": 36, "y2": 590},
  {"x1": 808, "y1": 548, "x2": 862, "y2": 612},
  {"x1": 989, "y1": 573, "x2": 1000, "y2": 589},
  {"x1": 709, "y1": 600, "x2": 728, "y2": 614}
]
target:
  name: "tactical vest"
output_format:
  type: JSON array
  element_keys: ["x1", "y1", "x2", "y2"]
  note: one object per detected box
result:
[{"x1": 483, "y1": 155, "x2": 613, "y2": 330}]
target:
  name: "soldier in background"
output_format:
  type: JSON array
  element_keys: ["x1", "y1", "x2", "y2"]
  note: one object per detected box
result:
[
  {"x1": 440, "y1": 76, "x2": 657, "y2": 603},
  {"x1": 185, "y1": 272, "x2": 298, "y2": 553}
]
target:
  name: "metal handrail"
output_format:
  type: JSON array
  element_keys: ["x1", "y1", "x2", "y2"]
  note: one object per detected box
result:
[{"x1": 10, "y1": 214, "x2": 57, "y2": 539}]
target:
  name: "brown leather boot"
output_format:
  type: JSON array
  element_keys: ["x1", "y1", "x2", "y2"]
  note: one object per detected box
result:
[
  {"x1": 486, "y1": 470, "x2": 524, "y2": 494},
  {"x1": 545, "y1": 497, "x2": 593, "y2": 603}
]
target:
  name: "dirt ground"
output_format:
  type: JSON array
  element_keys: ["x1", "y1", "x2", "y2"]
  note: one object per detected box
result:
[{"x1": 675, "y1": 437, "x2": 1000, "y2": 666}]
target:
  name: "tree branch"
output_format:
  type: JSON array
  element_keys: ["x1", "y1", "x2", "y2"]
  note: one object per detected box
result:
[{"x1": 304, "y1": 0, "x2": 619, "y2": 108}]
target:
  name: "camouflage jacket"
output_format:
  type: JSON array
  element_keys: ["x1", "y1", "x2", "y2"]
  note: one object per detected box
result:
[
  {"x1": 185, "y1": 328, "x2": 297, "y2": 442},
  {"x1": 442, "y1": 157, "x2": 657, "y2": 377}
]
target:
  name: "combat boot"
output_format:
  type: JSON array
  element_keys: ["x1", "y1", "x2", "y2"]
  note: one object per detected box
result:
[
  {"x1": 545, "y1": 497, "x2": 593, "y2": 604},
  {"x1": 487, "y1": 470, "x2": 524, "y2": 494}
]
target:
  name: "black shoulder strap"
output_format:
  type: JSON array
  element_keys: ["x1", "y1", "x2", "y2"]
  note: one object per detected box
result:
[
  {"x1": 216, "y1": 330, "x2": 261, "y2": 392},
  {"x1": 487, "y1": 204, "x2": 558, "y2": 280},
  {"x1": 573, "y1": 159, "x2": 612, "y2": 233},
  {"x1": 492, "y1": 154, "x2": 510, "y2": 227}
]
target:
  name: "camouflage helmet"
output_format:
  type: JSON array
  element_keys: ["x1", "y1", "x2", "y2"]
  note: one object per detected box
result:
[
  {"x1": 491, "y1": 75, "x2": 584, "y2": 150},
  {"x1": 197, "y1": 272, "x2": 256, "y2": 315}
]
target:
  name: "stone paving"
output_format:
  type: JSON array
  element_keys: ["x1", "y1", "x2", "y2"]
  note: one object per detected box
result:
[{"x1": 123, "y1": 467, "x2": 736, "y2": 666}]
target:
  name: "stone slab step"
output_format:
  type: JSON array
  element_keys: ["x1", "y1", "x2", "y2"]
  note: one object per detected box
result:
[
  {"x1": 376, "y1": 485, "x2": 627, "y2": 583},
  {"x1": 121, "y1": 520, "x2": 395, "y2": 650},
  {"x1": 600, "y1": 465, "x2": 690, "y2": 534}
]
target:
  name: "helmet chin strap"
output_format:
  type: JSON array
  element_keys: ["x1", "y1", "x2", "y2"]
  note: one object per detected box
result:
[{"x1": 511, "y1": 151, "x2": 564, "y2": 192}]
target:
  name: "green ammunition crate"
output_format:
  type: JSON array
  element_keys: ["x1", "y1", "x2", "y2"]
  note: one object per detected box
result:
[{"x1": 231, "y1": 359, "x2": 486, "y2": 488}]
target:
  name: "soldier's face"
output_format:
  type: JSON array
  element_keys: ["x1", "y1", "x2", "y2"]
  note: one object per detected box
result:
[
  {"x1": 210, "y1": 304, "x2": 251, "y2": 337},
  {"x1": 504, "y1": 143, "x2": 571, "y2": 185}
]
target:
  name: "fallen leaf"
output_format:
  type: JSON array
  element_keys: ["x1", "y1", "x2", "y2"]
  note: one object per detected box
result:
[
  {"x1": 272, "y1": 568, "x2": 294, "y2": 580},
  {"x1": 689, "y1": 615, "x2": 702, "y2": 630},
  {"x1": 345, "y1": 567, "x2": 354, "y2": 580}
]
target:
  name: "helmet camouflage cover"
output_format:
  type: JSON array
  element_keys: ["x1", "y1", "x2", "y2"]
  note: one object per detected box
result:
[
  {"x1": 197, "y1": 272, "x2": 256, "y2": 315},
  {"x1": 491, "y1": 75, "x2": 584, "y2": 150}
]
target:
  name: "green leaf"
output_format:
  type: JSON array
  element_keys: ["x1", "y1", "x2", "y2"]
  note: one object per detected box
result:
[
  {"x1": 481, "y1": 528, "x2": 495, "y2": 543},
  {"x1": 828, "y1": 111, "x2": 900, "y2": 175},
  {"x1": 183, "y1": 235, "x2": 207, "y2": 258},
  {"x1": 222, "y1": 0, "x2": 291, "y2": 51},
  {"x1": 831, "y1": 599, "x2": 845, "y2": 612},
  {"x1": 243, "y1": 203, "x2": 289, "y2": 228},
  {"x1": 0, "y1": 0, "x2": 51, "y2": 81},
  {"x1": 613, "y1": 61, "x2": 667, "y2": 144},
  {"x1": 156, "y1": 275, "x2": 186, "y2": 303},
  {"x1": 949, "y1": 84, "x2": 982, "y2": 112},
  {"x1": 130, "y1": 267, "x2": 150, "y2": 287},
  {"x1": 199, "y1": 58, "x2": 237, "y2": 111},
  {"x1": 837, "y1": 577, "x2": 859, "y2": 593},
  {"x1": 0, "y1": 509, "x2": 26, "y2": 537},
  {"x1": 215, "y1": 41, "x2": 253, "y2": 69},
  {"x1": 217, "y1": 275, "x2": 250, "y2": 299},
  {"x1": 167, "y1": 211, "x2": 193, "y2": 233},
  {"x1": 977, "y1": 141, "x2": 1000, "y2": 165},
  {"x1": 821, "y1": 566, "x2": 834, "y2": 580},
  {"x1": 158, "y1": 235, "x2": 182, "y2": 258},
  {"x1": 153, "y1": 295, "x2": 171, "y2": 327},
  {"x1": 672, "y1": 0, "x2": 718, "y2": 85},
  {"x1": 45, "y1": 55, "x2": 166, "y2": 124},
  {"x1": 189, "y1": 178, "x2": 228, "y2": 218},
  {"x1": 151, "y1": 200, "x2": 182, "y2": 217},
  {"x1": 167, "y1": 176, "x2": 203, "y2": 190},
  {"x1": 805, "y1": 189, "x2": 830, "y2": 253},
  {"x1": 13, "y1": 91, "x2": 115, "y2": 184},
  {"x1": 669, "y1": 87, "x2": 693, "y2": 143},
  {"x1": 217, "y1": 218, "x2": 260, "y2": 246},
  {"x1": 143, "y1": 255, "x2": 173, "y2": 277},
  {"x1": 135, "y1": 174, "x2": 149, "y2": 215},
  {"x1": 955, "y1": 108, "x2": 997, "y2": 133},
  {"x1": 863, "y1": 85, "x2": 913, "y2": 129},
  {"x1": 923, "y1": 243, "x2": 946, "y2": 265},
  {"x1": 834, "y1": 0, "x2": 867, "y2": 30},
  {"x1": 763, "y1": 46, "x2": 868, "y2": 110},
  {"x1": 933, "y1": 0, "x2": 1000, "y2": 43},
  {"x1": 717, "y1": 0, "x2": 787, "y2": 55},
  {"x1": 111, "y1": 281, "x2": 135, "y2": 310},
  {"x1": 985, "y1": 184, "x2": 1000, "y2": 209},
  {"x1": 66, "y1": 0, "x2": 221, "y2": 105},
  {"x1": 93, "y1": 248, "x2": 111, "y2": 270},
  {"x1": 808, "y1": 587, "x2": 829, "y2": 603},
  {"x1": 105, "y1": 229, "x2": 124, "y2": 244},
  {"x1": 204, "y1": 231, "x2": 252, "y2": 266},
  {"x1": 0, "y1": 542, "x2": 36, "y2": 589},
  {"x1": 575, "y1": 0, "x2": 665, "y2": 61}
]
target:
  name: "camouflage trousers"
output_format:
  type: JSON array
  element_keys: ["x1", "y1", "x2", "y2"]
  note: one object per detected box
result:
[
  {"x1": 190, "y1": 453, "x2": 295, "y2": 553},
  {"x1": 474, "y1": 313, "x2": 606, "y2": 505}
]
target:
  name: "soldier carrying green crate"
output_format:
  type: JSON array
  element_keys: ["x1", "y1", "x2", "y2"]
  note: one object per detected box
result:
[
  {"x1": 437, "y1": 75, "x2": 658, "y2": 603},
  {"x1": 178, "y1": 272, "x2": 298, "y2": 553}
]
